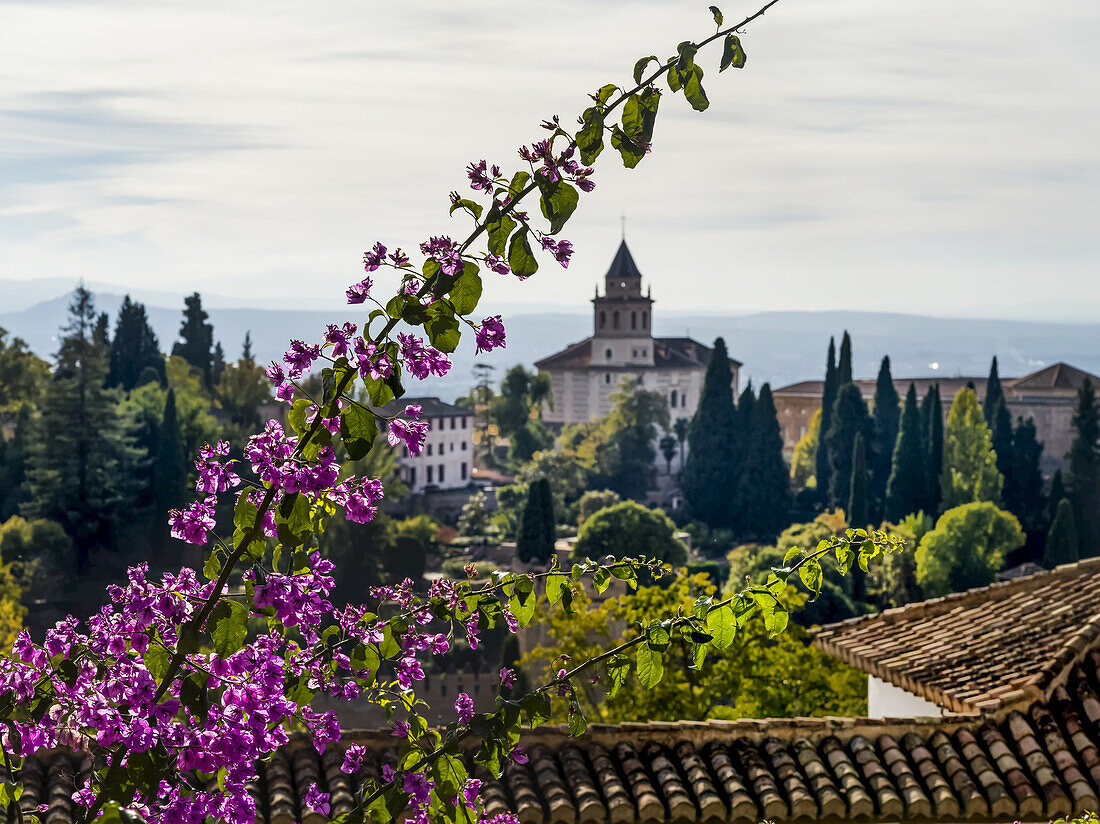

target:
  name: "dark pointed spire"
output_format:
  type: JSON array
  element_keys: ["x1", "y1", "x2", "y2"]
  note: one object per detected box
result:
[{"x1": 605, "y1": 240, "x2": 642, "y2": 280}]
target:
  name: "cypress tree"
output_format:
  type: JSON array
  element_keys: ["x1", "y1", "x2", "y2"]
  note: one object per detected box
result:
[
  {"x1": 815, "y1": 338, "x2": 838, "y2": 503},
  {"x1": 1068, "y1": 378, "x2": 1100, "y2": 557},
  {"x1": 22, "y1": 287, "x2": 140, "y2": 567},
  {"x1": 837, "y1": 331, "x2": 853, "y2": 385},
  {"x1": 1048, "y1": 469, "x2": 1067, "y2": 527},
  {"x1": 990, "y1": 398, "x2": 1014, "y2": 491},
  {"x1": 732, "y1": 381, "x2": 756, "y2": 531},
  {"x1": 681, "y1": 338, "x2": 737, "y2": 528},
  {"x1": 741, "y1": 383, "x2": 790, "y2": 538},
  {"x1": 517, "y1": 478, "x2": 555, "y2": 564},
  {"x1": 1006, "y1": 416, "x2": 1045, "y2": 533},
  {"x1": 242, "y1": 331, "x2": 255, "y2": 364},
  {"x1": 93, "y1": 311, "x2": 110, "y2": 348},
  {"x1": 983, "y1": 356, "x2": 1004, "y2": 425},
  {"x1": 153, "y1": 389, "x2": 186, "y2": 516},
  {"x1": 940, "y1": 387, "x2": 1003, "y2": 510},
  {"x1": 870, "y1": 356, "x2": 900, "y2": 518},
  {"x1": 847, "y1": 433, "x2": 869, "y2": 527},
  {"x1": 212, "y1": 341, "x2": 227, "y2": 387},
  {"x1": 825, "y1": 383, "x2": 872, "y2": 510},
  {"x1": 172, "y1": 292, "x2": 215, "y2": 387},
  {"x1": 1043, "y1": 498, "x2": 1079, "y2": 569},
  {"x1": 923, "y1": 385, "x2": 944, "y2": 513},
  {"x1": 885, "y1": 384, "x2": 926, "y2": 522},
  {"x1": 108, "y1": 295, "x2": 166, "y2": 391}
]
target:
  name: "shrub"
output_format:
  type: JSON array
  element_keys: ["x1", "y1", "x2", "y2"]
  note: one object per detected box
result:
[
  {"x1": 916, "y1": 502, "x2": 1023, "y2": 596},
  {"x1": 573, "y1": 501, "x2": 688, "y2": 566}
]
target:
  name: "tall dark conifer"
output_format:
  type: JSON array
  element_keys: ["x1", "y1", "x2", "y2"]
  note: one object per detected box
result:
[
  {"x1": 732, "y1": 381, "x2": 756, "y2": 531},
  {"x1": 1068, "y1": 378, "x2": 1100, "y2": 556},
  {"x1": 983, "y1": 356, "x2": 1004, "y2": 425},
  {"x1": 847, "y1": 433, "x2": 869, "y2": 527},
  {"x1": 1043, "y1": 498, "x2": 1079, "y2": 569},
  {"x1": 990, "y1": 398, "x2": 1014, "y2": 492},
  {"x1": 1048, "y1": 469, "x2": 1067, "y2": 527},
  {"x1": 825, "y1": 383, "x2": 872, "y2": 510},
  {"x1": 815, "y1": 337, "x2": 838, "y2": 502},
  {"x1": 922, "y1": 385, "x2": 944, "y2": 513},
  {"x1": 108, "y1": 296, "x2": 166, "y2": 391},
  {"x1": 212, "y1": 341, "x2": 227, "y2": 387},
  {"x1": 837, "y1": 331, "x2": 853, "y2": 385},
  {"x1": 172, "y1": 292, "x2": 215, "y2": 387},
  {"x1": 681, "y1": 338, "x2": 737, "y2": 528},
  {"x1": 1006, "y1": 416, "x2": 1045, "y2": 533},
  {"x1": 885, "y1": 384, "x2": 926, "y2": 522},
  {"x1": 870, "y1": 356, "x2": 900, "y2": 519},
  {"x1": 517, "y1": 478, "x2": 555, "y2": 564},
  {"x1": 0, "y1": 404, "x2": 32, "y2": 520},
  {"x1": 22, "y1": 287, "x2": 139, "y2": 566},
  {"x1": 242, "y1": 332, "x2": 255, "y2": 364},
  {"x1": 741, "y1": 383, "x2": 789, "y2": 538}
]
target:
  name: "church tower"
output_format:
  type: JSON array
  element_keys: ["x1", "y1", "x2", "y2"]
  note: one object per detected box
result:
[{"x1": 592, "y1": 240, "x2": 655, "y2": 367}]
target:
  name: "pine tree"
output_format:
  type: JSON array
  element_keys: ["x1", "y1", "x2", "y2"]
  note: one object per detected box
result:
[
  {"x1": 815, "y1": 337, "x2": 838, "y2": 504},
  {"x1": 108, "y1": 296, "x2": 166, "y2": 391},
  {"x1": 847, "y1": 433, "x2": 868, "y2": 527},
  {"x1": 923, "y1": 385, "x2": 944, "y2": 513},
  {"x1": 983, "y1": 356, "x2": 1004, "y2": 425},
  {"x1": 93, "y1": 311, "x2": 110, "y2": 348},
  {"x1": 1048, "y1": 469, "x2": 1067, "y2": 527},
  {"x1": 152, "y1": 389, "x2": 186, "y2": 516},
  {"x1": 211, "y1": 341, "x2": 227, "y2": 387},
  {"x1": 22, "y1": 287, "x2": 140, "y2": 567},
  {"x1": 741, "y1": 383, "x2": 790, "y2": 538},
  {"x1": 1005, "y1": 416, "x2": 1045, "y2": 533},
  {"x1": 870, "y1": 356, "x2": 900, "y2": 519},
  {"x1": 681, "y1": 338, "x2": 737, "y2": 528},
  {"x1": 990, "y1": 398, "x2": 1014, "y2": 492},
  {"x1": 1068, "y1": 378, "x2": 1100, "y2": 557},
  {"x1": 825, "y1": 383, "x2": 872, "y2": 510},
  {"x1": 1043, "y1": 498, "x2": 1079, "y2": 569},
  {"x1": 171, "y1": 292, "x2": 215, "y2": 387},
  {"x1": 837, "y1": 331, "x2": 853, "y2": 385},
  {"x1": 517, "y1": 478, "x2": 555, "y2": 564},
  {"x1": 940, "y1": 387, "x2": 1003, "y2": 510},
  {"x1": 242, "y1": 331, "x2": 254, "y2": 364},
  {"x1": 0, "y1": 405, "x2": 32, "y2": 520},
  {"x1": 885, "y1": 384, "x2": 926, "y2": 522}
]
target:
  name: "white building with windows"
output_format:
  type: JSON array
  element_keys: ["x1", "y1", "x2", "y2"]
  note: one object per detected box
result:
[
  {"x1": 534, "y1": 241, "x2": 739, "y2": 470},
  {"x1": 376, "y1": 397, "x2": 474, "y2": 494}
]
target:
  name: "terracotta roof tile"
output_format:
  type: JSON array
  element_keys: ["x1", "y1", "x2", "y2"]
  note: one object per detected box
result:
[{"x1": 814, "y1": 557, "x2": 1100, "y2": 712}]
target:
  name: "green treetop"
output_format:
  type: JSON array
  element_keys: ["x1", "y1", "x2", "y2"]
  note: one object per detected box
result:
[
  {"x1": 837, "y1": 330, "x2": 853, "y2": 385},
  {"x1": 870, "y1": 356, "x2": 900, "y2": 519},
  {"x1": 171, "y1": 292, "x2": 215, "y2": 388},
  {"x1": 825, "y1": 382, "x2": 872, "y2": 511},
  {"x1": 681, "y1": 338, "x2": 737, "y2": 528},
  {"x1": 740, "y1": 383, "x2": 790, "y2": 539},
  {"x1": 916, "y1": 501, "x2": 1023, "y2": 596},
  {"x1": 1043, "y1": 498, "x2": 1079, "y2": 569},
  {"x1": 108, "y1": 296, "x2": 166, "y2": 391},
  {"x1": 572, "y1": 500, "x2": 687, "y2": 566},
  {"x1": 815, "y1": 337, "x2": 838, "y2": 504},
  {"x1": 885, "y1": 384, "x2": 926, "y2": 523},
  {"x1": 0, "y1": 327, "x2": 49, "y2": 411},
  {"x1": 491, "y1": 365, "x2": 553, "y2": 465},
  {"x1": 940, "y1": 387, "x2": 1002, "y2": 510},
  {"x1": 983, "y1": 356, "x2": 1005, "y2": 425},
  {"x1": 921, "y1": 385, "x2": 944, "y2": 513},
  {"x1": 1068, "y1": 378, "x2": 1100, "y2": 557}
]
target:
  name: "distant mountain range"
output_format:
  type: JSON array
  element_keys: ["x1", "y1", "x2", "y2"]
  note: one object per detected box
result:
[{"x1": 3, "y1": 282, "x2": 1100, "y2": 401}]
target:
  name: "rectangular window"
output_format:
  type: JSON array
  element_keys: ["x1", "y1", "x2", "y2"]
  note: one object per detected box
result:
[
  {"x1": 461, "y1": 441, "x2": 467, "y2": 451},
  {"x1": 461, "y1": 462, "x2": 467, "y2": 480},
  {"x1": 450, "y1": 417, "x2": 456, "y2": 430},
  {"x1": 450, "y1": 442, "x2": 454, "y2": 452},
  {"x1": 439, "y1": 464, "x2": 445, "y2": 483},
  {"x1": 462, "y1": 417, "x2": 468, "y2": 429},
  {"x1": 427, "y1": 443, "x2": 432, "y2": 456},
  {"x1": 410, "y1": 467, "x2": 416, "y2": 487},
  {"x1": 426, "y1": 466, "x2": 433, "y2": 484}
]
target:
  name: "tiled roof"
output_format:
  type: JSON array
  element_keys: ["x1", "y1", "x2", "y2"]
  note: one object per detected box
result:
[
  {"x1": 535, "y1": 338, "x2": 739, "y2": 371},
  {"x1": 774, "y1": 376, "x2": 987, "y2": 400},
  {"x1": 20, "y1": 651, "x2": 1100, "y2": 823},
  {"x1": 535, "y1": 339, "x2": 594, "y2": 370},
  {"x1": 372, "y1": 396, "x2": 473, "y2": 419},
  {"x1": 1010, "y1": 362, "x2": 1100, "y2": 393},
  {"x1": 814, "y1": 558, "x2": 1100, "y2": 713}
]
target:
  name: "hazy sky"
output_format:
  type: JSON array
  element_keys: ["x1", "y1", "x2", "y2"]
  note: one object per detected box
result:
[{"x1": 3, "y1": 0, "x2": 1099, "y2": 318}]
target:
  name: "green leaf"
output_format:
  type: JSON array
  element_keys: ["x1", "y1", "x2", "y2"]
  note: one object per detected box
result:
[
  {"x1": 210, "y1": 599, "x2": 249, "y2": 657},
  {"x1": 431, "y1": 753, "x2": 468, "y2": 801},
  {"x1": 521, "y1": 691, "x2": 552, "y2": 728},
  {"x1": 606, "y1": 654, "x2": 630, "y2": 696},
  {"x1": 449, "y1": 198, "x2": 483, "y2": 220},
  {"x1": 340, "y1": 403, "x2": 379, "y2": 461},
  {"x1": 507, "y1": 171, "x2": 531, "y2": 198},
  {"x1": 425, "y1": 307, "x2": 461, "y2": 354},
  {"x1": 202, "y1": 549, "x2": 222, "y2": 582},
  {"x1": 610, "y1": 126, "x2": 645, "y2": 169},
  {"x1": 636, "y1": 643, "x2": 664, "y2": 688},
  {"x1": 486, "y1": 205, "x2": 518, "y2": 256},
  {"x1": 576, "y1": 106, "x2": 604, "y2": 165},
  {"x1": 593, "y1": 567, "x2": 611, "y2": 594},
  {"x1": 509, "y1": 586, "x2": 535, "y2": 626},
  {"x1": 448, "y1": 262, "x2": 482, "y2": 315},
  {"x1": 0, "y1": 780, "x2": 23, "y2": 808},
  {"x1": 144, "y1": 643, "x2": 170, "y2": 681},
  {"x1": 646, "y1": 621, "x2": 672, "y2": 652},
  {"x1": 633, "y1": 56, "x2": 659, "y2": 85},
  {"x1": 667, "y1": 64, "x2": 683, "y2": 93},
  {"x1": 288, "y1": 398, "x2": 312, "y2": 437},
  {"x1": 350, "y1": 643, "x2": 380, "y2": 686},
  {"x1": 275, "y1": 491, "x2": 311, "y2": 548},
  {"x1": 800, "y1": 559, "x2": 823, "y2": 599},
  {"x1": 720, "y1": 33, "x2": 747, "y2": 71},
  {"x1": 596, "y1": 83, "x2": 619, "y2": 104},
  {"x1": 709, "y1": 5, "x2": 723, "y2": 27},
  {"x1": 705, "y1": 604, "x2": 737, "y2": 649},
  {"x1": 683, "y1": 65, "x2": 710, "y2": 112},
  {"x1": 568, "y1": 704, "x2": 588, "y2": 736},
  {"x1": 536, "y1": 177, "x2": 579, "y2": 235},
  {"x1": 546, "y1": 572, "x2": 568, "y2": 605},
  {"x1": 763, "y1": 602, "x2": 789, "y2": 636},
  {"x1": 507, "y1": 226, "x2": 539, "y2": 277}
]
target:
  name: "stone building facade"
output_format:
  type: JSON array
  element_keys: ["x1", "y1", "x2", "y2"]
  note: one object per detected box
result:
[
  {"x1": 535, "y1": 241, "x2": 740, "y2": 471},
  {"x1": 374, "y1": 396, "x2": 474, "y2": 494},
  {"x1": 773, "y1": 362, "x2": 1099, "y2": 474}
]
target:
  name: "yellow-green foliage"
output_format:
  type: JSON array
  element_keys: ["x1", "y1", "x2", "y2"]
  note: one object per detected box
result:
[{"x1": 916, "y1": 502, "x2": 1023, "y2": 596}]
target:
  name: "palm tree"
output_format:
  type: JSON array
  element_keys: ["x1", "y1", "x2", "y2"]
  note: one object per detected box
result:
[
  {"x1": 673, "y1": 417, "x2": 690, "y2": 466},
  {"x1": 660, "y1": 434, "x2": 677, "y2": 474}
]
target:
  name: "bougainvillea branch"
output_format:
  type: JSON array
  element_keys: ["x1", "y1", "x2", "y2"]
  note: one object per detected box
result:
[{"x1": 0, "y1": 4, "x2": 904, "y2": 824}]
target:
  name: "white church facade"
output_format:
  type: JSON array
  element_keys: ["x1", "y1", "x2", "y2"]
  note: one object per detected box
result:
[{"x1": 535, "y1": 241, "x2": 740, "y2": 468}]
